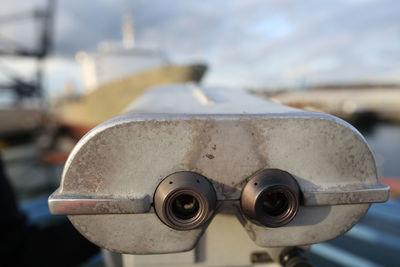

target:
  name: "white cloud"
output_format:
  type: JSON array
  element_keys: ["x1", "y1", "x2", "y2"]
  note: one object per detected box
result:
[{"x1": 1, "y1": 0, "x2": 400, "y2": 93}]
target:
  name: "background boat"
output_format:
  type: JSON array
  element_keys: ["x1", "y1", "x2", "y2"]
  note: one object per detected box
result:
[{"x1": 53, "y1": 15, "x2": 206, "y2": 141}]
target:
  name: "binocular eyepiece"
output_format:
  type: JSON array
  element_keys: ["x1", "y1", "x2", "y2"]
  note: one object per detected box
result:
[
  {"x1": 241, "y1": 169, "x2": 301, "y2": 228},
  {"x1": 154, "y1": 172, "x2": 217, "y2": 230},
  {"x1": 154, "y1": 169, "x2": 301, "y2": 230}
]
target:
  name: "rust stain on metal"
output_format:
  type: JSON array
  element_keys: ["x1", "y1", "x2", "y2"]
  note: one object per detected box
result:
[
  {"x1": 180, "y1": 119, "x2": 215, "y2": 172},
  {"x1": 180, "y1": 118, "x2": 268, "y2": 199},
  {"x1": 205, "y1": 154, "x2": 215, "y2": 159}
]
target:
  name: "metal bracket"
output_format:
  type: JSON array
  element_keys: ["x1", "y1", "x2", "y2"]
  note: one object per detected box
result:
[
  {"x1": 303, "y1": 182, "x2": 389, "y2": 206},
  {"x1": 49, "y1": 183, "x2": 389, "y2": 215},
  {"x1": 48, "y1": 190, "x2": 152, "y2": 215}
]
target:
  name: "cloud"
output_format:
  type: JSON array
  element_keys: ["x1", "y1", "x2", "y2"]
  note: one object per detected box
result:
[{"x1": 1, "y1": 0, "x2": 400, "y2": 92}]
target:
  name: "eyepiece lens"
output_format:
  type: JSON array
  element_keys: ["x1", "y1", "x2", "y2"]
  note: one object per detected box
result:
[
  {"x1": 241, "y1": 169, "x2": 300, "y2": 227},
  {"x1": 262, "y1": 191, "x2": 289, "y2": 216},
  {"x1": 171, "y1": 194, "x2": 199, "y2": 220}
]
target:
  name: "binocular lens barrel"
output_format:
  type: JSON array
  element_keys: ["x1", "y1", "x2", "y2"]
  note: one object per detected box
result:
[
  {"x1": 171, "y1": 194, "x2": 200, "y2": 220},
  {"x1": 241, "y1": 169, "x2": 300, "y2": 228},
  {"x1": 154, "y1": 172, "x2": 217, "y2": 230}
]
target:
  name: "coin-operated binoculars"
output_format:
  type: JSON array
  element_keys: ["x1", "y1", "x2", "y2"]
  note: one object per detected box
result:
[{"x1": 49, "y1": 85, "x2": 389, "y2": 267}]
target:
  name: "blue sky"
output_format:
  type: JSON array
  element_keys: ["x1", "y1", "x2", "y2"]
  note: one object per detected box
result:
[{"x1": 1, "y1": 0, "x2": 400, "y2": 95}]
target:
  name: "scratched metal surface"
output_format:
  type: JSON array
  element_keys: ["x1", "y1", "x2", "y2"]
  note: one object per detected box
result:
[{"x1": 49, "y1": 86, "x2": 388, "y2": 254}]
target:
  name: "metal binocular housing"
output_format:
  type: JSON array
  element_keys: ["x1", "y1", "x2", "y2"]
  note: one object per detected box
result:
[{"x1": 48, "y1": 85, "x2": 389, "y2": 258}]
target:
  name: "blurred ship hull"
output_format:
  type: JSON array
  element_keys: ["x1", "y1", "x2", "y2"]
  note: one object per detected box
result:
[
  {"x1": 264, "y1": 86, "x2": 400, "y2": 125},
  {"x1": 55, "y1": 64, "x2": 206, "y2": 140}
]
